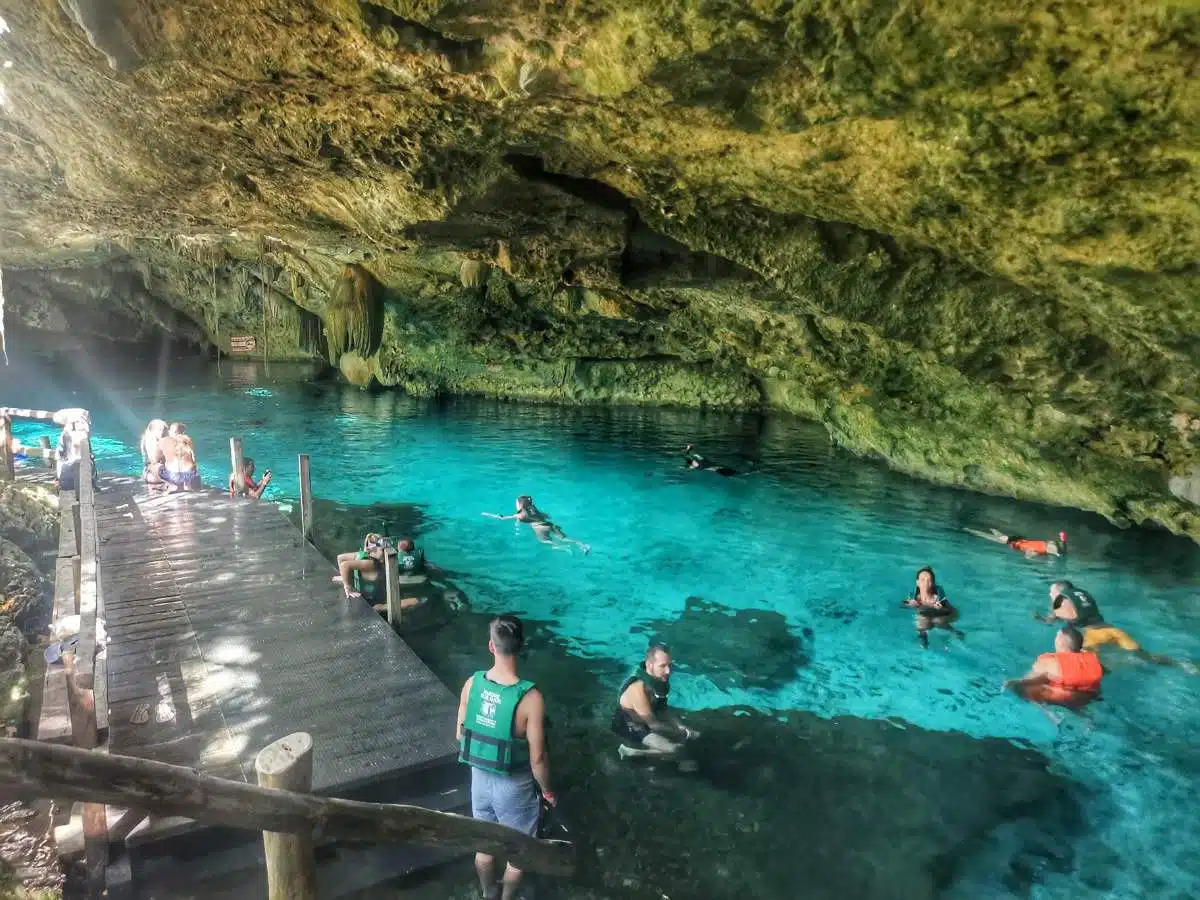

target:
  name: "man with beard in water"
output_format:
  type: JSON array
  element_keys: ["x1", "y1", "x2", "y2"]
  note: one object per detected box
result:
[
  {"x1": 457, "y1": 616, "x2": 555, "y2": 900},
  {"x1": 613, "y1": 643, "x2": 700, "y2": 763}
]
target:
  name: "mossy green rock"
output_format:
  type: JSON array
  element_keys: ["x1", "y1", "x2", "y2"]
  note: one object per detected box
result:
[{"x1": 0, "y1": 1, "x2": 1196, "y2": 537}]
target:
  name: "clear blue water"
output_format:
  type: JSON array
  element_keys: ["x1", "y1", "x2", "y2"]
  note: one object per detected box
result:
[{"x1": 5, "y1": 355, "x2": 1199, "y2": 898}]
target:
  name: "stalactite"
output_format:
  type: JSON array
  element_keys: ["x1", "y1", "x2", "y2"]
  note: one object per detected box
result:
[
  {"x1": 324, "y1": 264, "x2": 384, "y2": 366},
  {"x1": 299, "y1": 308, "x2": 328, "y2": 359}
]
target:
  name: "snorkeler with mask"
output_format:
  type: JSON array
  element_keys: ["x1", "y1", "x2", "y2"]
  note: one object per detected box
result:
[
  {"x1": 483, "y1": 495, "x2": 591, "y2": 554},
  {"x1": 682, "y1": 444, "x2": 739, "y2": 477}
]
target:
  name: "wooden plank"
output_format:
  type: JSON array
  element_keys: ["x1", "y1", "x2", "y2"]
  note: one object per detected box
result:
[
  {"x1": 0, "y1": 416, "x2": 13, "y2": 482},
  {"x1": 94, "y1": 655, "x2": 108, "y2": 735},
  {"x1": 230, "y1": 438, "x2": 244, "y2": 497},
  {"x1": 298, "y1": 454, "x2": 313, "y2": 543},
  {"x1": 58, "y1": 497, "x2": 78, "y2": 558},
  {"x1": 39, "y1": 436, "x2": 54, "y2": 469},
  {"x1": 54, "y1": 557, "x2": 77, "y2": 622},
  {"x1": 37, "y1": 665, "x2": 73, "y2": 744},
  {"x1": 0, "y1": 406, "x2": 58, "y2": 419}
]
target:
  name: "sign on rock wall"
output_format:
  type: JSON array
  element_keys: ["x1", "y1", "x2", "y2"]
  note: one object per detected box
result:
[{"x1": 230, "y1": 336, "x2": 257, "y2": 354}]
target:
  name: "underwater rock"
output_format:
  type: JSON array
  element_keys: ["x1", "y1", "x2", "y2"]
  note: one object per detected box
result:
[
  {"x1": 0, "y1": 539, "x2": 47, "y2": 633},
  {"x1": 633, "y1": 595, "x2": 811, "y2": 690}
]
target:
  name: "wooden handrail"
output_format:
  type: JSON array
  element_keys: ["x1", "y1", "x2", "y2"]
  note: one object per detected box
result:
[
  {"x1": 0, "y1": 738, "x2": 575, "y2": 876},
  {"x1": 0, "y1": 407, "x2": 59, "y2": 420}
]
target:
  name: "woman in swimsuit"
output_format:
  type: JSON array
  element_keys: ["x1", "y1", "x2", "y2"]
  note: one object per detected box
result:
[
  {"x1": 228, "y1": 457, "x2": 272, "y2": 499},
  {"x1": 902, "y1": 566, "x2": 964, "y2": 648},
  {"x1": 483, "y1": 495, "x2": 590, "y2": 553},
  {"x1": 333, "y1": 533, "x2": 386, "y2": 600}
]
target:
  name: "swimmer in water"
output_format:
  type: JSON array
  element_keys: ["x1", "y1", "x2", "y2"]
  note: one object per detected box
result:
[
  {"x1": 966, "y1": 527, "x2": 1066, "y2": 557},
  {"x1": 682, "y1": 444, "x2": 739, "y2": 477},
  {"x1": 901, "y1": 566, "x2": 964, "y2": 648},
  {"x1": 483, "y1": 495, "x2": 590, "y2": 554},
  {"x1": 1005, "y1": 626, "x2": 1103, "y2": 709},
  {"x1": 1036, "y1": 581, "x2": 1197, "y2": 673}
]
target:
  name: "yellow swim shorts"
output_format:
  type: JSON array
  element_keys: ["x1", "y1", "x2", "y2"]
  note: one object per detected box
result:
[{"x1": 1083, "y1": 624, "x2": 1141, "y2": 652}]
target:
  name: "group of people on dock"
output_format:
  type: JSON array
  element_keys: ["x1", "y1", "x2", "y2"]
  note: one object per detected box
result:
[{"x1": 139, "y1": 419, "x2": 201, "y2": 493}]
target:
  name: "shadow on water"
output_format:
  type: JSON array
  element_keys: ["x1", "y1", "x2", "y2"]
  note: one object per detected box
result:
[
  {"x1": 389, "y1": 602, "x2": 1086, "y2": 900},
  {"x1": 632, "y1": 595, "x2": 812, "y2": 691}
]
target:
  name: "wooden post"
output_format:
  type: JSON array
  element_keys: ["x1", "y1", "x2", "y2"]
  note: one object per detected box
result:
[
  {"x1": 0, "y1": 415, "x2": 12, "y2": 482},
  {"x1": 230, "y1": 437, "x2": 245, "y2": 497},
  {"x1": 255, "y1": 733, "x2": 317, "y2": 900},
  {"x1": 384, "y1": 549, "x2": 401, "y2": 628},
  {"x1": 298, "y1": 454, "x2": 313, "y2": 544},
  {"x1": 39, "y1": 436, "x2": 53, "y2": 469}
]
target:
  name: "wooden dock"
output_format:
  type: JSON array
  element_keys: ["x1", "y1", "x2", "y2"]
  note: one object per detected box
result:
[
  {"x1": 53, "y1": 473, "x2": 467, "y2": 898},
  {"x1": 96, "y1": 475, "x2": 458, "y2": 794}
]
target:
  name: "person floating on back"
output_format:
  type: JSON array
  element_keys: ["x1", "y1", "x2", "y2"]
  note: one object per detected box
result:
[
  {"x1": 612, "y1": 643, "x2": 700, "y2": 764},
  {"x1": 901, "y1": 566, "x2": 964, "y2": 649},
  {"x1": 228, "y1": 456, "x2": 272, "y2": 499},
  {"x1": 1037, "y1": 581, "x2": 1196, "y2": 672},
  {"x1": 483, "y1": 495, "x2": 590, "y2": 554},
  {"x1": 682, "y1": 443, "x2": 738, "y2": 477},
  {"x1": 1005, "y1": 626, "x2": 1103, "y2": 708},
  {"x1": 457, "y1": 615, "x2": 554, "y2": 900},
  {"x1": 967, "y1": 527, "x2": 1066, "y2": 557}
]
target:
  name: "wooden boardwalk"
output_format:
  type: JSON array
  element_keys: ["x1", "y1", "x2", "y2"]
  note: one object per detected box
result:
[{"x1": 94, "y1": 475, "x2": 459, "y2": 797}]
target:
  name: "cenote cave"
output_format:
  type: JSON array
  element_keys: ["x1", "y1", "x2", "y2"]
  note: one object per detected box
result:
[{"x1": 0, "y1": 2, "x2": 1196, "y2": 899}]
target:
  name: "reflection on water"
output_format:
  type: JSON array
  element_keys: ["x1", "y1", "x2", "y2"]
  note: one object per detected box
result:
[{"x1": 2, "y1": 354, "x2": 1198, "y2": 899}]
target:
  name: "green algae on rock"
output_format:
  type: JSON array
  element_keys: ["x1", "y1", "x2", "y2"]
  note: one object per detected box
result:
[{"x1": 0, "y1": 0, "x2": 1195, "y2": 538}]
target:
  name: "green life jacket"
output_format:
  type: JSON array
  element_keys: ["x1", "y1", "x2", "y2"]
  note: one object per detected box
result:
[
  {"x1": 620, "y1": 667, "x2": 670, "y2": 714},
  {"x1": 397, "y1": 547, "x2": 424, "y2": 572},
  {"x1": 459, "y1": 672, "x2": 535, "y2": 775},
  {"x1": 1068, "y1": 588, "x2": 1104, "y2": 627}
]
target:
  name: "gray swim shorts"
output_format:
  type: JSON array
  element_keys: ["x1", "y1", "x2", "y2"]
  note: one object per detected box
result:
[{"x1": 470, "y1": 768, "x2": 541, "y2": 838}]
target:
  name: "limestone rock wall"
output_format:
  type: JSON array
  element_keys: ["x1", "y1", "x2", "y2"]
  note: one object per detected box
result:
[{"x1": 0, "y1": 1, "x2": 1195, "y2": 538}]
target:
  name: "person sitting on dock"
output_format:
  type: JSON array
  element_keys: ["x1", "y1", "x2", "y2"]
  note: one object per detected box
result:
[
  {"x1": 228, "y1": 457, "x2": 272, "y2": 499},
  {"x1": 682, "y1": 443, "x2": 739, "y2": 476},
  {"x1": 1005, "y1": 626, "x2": 1103, "y2": 709},
  {"x1": 8, "y1": 435, "x2": 27, "y2": 463},
  {"x1": 1037, "y1": 581, "x2": 1196, "y2": 672},
  {"x1": 334, "y1": 533, "x2": 386, "y2": 600},
  {"x1": 155, "y1": 423, "x2": 200, "y2": 493},
  {"x1": 140, "y1": 419, "x2": 168, "y2": 483},
  {"x1": 483, "y1": 495, "x2": 590, "y2": 554},
  {"x1": 612, "y1": 643, "x2": 699, "y2": 763},
  {"x1": 901, "y1": 566, "x2": 964, "y2": 649},
  {"x1": 457, "y1": 615, "x2": 554, "y2": 900},
  {"x1": 55, "y1": 411, "x2": 95, "y2": 491},
  {"x1": 968, "y1": 527, "x2": 1066, "y2": 557}
]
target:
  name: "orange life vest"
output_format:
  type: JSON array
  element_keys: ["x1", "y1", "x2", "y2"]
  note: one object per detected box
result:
[
  {"x1": 1009, "y1": 538, "x2": 1050, "y2": 554},
  {"x1": 1039, "y1": 651, "x2": 1102, "y2": 693}
]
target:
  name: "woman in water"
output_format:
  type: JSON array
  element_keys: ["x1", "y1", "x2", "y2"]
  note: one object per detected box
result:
[
  {"x1": 483, "y1": 495, "x2": 590, "y2": 553},
  {"x1": 228, "y1": 457, "x2": 272, "y2": 499},
  {"x1": 682, "y1": 444, "x2": 739, "y2": 477},
  {"x1": 156, "y1": 423, "x2": 200, "y2": 493},
  {"x1": 902, "y1": 566, "x2": 964, "y2": 648}
]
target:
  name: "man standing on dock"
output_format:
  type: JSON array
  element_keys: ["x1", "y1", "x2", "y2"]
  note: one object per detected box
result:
[{"x1": 457, "y1": 615, "x2": 555, "y2": 900}]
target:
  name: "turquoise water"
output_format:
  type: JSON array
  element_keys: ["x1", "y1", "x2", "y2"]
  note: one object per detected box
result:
[{"x1": 5, "y1": 356, "x2": 1199, "y2": 898}]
